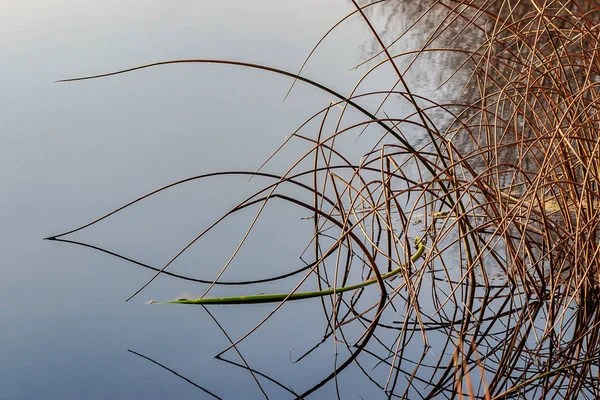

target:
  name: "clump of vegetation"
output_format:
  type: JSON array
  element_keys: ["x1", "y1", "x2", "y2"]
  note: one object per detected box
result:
[{"x1": 49, "y1": 1, "x2": 600, "y2": 398}]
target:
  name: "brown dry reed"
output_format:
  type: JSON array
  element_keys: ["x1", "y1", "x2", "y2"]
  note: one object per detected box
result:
[{"x1": 48, "y1": 1, "x2": 600, "y2": 399}]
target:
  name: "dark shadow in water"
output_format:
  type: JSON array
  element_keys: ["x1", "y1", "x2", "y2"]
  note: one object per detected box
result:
[
  {"x1": 128, "y1": 349, "x2": 222, "y2": 399},
  {"x1": 45, "y1": 236, "x2": 315, "y2": 285}
]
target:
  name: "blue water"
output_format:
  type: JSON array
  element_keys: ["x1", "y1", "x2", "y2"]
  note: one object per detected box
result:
[
  {"x1": 1, "y1": 1, "x2": 418, "y2": 399},
  {"x1": 1, "y1": 0, "x2": 488, "y2": 397}
]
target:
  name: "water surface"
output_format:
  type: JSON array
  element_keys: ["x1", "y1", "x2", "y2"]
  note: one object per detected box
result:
[{"x1": 1, "y1": 1, "x2": 471, "y2": 398}]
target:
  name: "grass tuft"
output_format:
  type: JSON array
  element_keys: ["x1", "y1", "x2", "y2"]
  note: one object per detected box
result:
[{"x1": 50, "y1": 1, "x2": 600, "y2": 398}]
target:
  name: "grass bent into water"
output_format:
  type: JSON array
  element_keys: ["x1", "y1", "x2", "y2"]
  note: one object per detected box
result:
[{"x1": 150, "y1": 237, "x2": 425, "y2": 305}]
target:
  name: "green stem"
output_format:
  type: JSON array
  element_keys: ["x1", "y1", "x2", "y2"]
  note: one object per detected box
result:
[{"x1": 150, "y1": 237, "x2": 425, "y2": 305}]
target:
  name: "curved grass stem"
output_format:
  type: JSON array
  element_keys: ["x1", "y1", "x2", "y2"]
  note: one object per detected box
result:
[{"x1": 149, "y1": 238, "x2": 425, "y2": 305}]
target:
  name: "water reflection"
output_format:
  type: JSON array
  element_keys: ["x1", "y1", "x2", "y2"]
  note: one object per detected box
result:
[{"x1": 128, "y1": 349, "x2": 222, "y2": 399}]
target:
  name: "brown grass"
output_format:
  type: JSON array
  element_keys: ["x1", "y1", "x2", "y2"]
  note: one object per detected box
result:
[{"x1": 49, "y1": 1, "x2": 600, "y2": 398}]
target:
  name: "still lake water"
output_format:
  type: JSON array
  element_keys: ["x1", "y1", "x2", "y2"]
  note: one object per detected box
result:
[{"x1": 1, "y1": 2, "x2": 467, "y2": 399}]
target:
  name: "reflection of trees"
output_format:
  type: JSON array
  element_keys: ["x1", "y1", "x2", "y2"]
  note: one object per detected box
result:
[{"x1": 372, "y1": 0, "x2": 600, "y2": 177}]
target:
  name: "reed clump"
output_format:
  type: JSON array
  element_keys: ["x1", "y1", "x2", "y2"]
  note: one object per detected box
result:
[{"x1": 50, "y1": 1, "x2": 600, "y2": 398}]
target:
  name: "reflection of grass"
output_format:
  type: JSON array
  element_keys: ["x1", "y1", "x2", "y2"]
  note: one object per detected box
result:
[{"x1": 50, "y1": 1, "x2": 600, "y2": 398}]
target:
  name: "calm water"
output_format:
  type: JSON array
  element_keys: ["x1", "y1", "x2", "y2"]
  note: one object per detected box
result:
[{"x1": 1, "y1": 2, "x2": 468, "y2": 399}]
